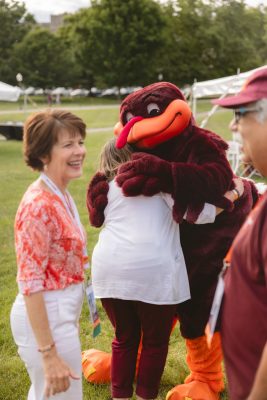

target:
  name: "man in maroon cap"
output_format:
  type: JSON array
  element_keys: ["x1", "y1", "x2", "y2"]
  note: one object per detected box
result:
[{"x1": 213, "y1": 66, "x2": 267, "y2": 400}]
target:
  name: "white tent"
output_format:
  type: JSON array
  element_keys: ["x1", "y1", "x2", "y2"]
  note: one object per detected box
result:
[
  {"x1": 191, "y1": 65, "x2": 267, "y2": 116},
  {"x1": 24, "y1": 86, "x2": 35, "y2": 95},
  {"x1": 191, "y1": 65, "x2": 267, "y2": 179},
  {"x1": 51, "y1": 87, "x2": 71, "y2": 96},
  {"x1": 0, "y1": 81, "x2": 21, "y2": 101},
  {"x1": 70, "y1": 88, "x2": 89, "y2": 97}
]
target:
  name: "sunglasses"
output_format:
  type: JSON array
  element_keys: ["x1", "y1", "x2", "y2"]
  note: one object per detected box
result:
[{"x1": 234, "y1": 106, "x2": 260, "y2": 123}]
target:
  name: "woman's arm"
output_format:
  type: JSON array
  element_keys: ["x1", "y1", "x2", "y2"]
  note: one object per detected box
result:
[
  {"x1": 192, "y1": 177, "x2": 244, "y2": 223},
  {"x1": 24, "y1": 292, "x2": 79, "y2": 397},
  {"x1": 162, "y1": 177, "x2": 244, "y2": 224}
]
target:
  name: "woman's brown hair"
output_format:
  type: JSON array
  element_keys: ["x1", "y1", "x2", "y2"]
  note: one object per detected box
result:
[
  {"x1": 99, "y1": 138, "x2": 133, "y2": 181},
  {"x1": 23, "y1": 109, "x2": 86, "y2": 171}
]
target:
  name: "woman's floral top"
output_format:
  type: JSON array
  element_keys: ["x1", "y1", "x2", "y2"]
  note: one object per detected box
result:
[{"x1": 15, "y1": 184, "x2": 85, "y2": 295}]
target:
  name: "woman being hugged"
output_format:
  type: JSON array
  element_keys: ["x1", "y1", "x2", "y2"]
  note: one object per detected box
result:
[{"x1": 10, "y1": 109, "x2": 87, "y2": 399}]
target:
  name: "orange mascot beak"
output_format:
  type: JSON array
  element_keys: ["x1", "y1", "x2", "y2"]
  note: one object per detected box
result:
[{"x1": 114, "y1": 99, "x2": 191, "y2": 149}]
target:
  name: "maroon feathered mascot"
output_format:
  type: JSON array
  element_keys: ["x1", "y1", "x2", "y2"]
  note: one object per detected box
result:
[{"x1": 85, "y1": 82, "x2": 257, "y2": 400}]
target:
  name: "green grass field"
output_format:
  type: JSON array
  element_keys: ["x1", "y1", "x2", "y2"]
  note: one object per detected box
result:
[{"x1": 0, "y1": 100, "x2": 235, "y2": 400}]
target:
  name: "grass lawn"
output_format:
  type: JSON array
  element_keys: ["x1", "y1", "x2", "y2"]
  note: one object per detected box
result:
[{"x1": 0, "y1": 102, "x2": 239, "y2": 400}]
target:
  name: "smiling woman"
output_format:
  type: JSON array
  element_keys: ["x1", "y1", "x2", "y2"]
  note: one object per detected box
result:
[{"x1": 10, "y1": 109, "x2": 88, "y2": 400}]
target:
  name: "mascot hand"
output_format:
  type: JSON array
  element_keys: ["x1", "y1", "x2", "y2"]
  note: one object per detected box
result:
[
  {"x1": 86, "y1": 172, "x2": 109, "y2": 227},
  {"x1": 116, "y1": 153, "x2": 172, "y2": 196}
]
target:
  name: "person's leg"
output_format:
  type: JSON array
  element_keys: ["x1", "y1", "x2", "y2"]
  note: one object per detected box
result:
[
  {"x1": 102, "y1": 298, "x2": 141, "y2": 399},
  {"x1": 81, "y1": 315, "x2": 179, "y2": 385},
  {"x1": 10, "y1": 289, "x2": 83, "y2": 400},
  {"x1": 10, "y1": 296, "x2": 46, "y2": 400},
  {"x1": 135, "y1": 302, "x2": 177, "y2": 399},
  {"x1": 13, "y1": 327, "x2": 82, "y2": 400},
  {"x1": 49, "y1": 285, "x2": 83, "y2": 400}
]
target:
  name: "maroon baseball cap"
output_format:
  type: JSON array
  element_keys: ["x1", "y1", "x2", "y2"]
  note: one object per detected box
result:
[{"x1": 212, "y1": 67, "x2": 267, "y2": 108}]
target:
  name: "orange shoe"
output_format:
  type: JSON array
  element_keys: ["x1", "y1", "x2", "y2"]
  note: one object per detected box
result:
[
  {"x1": 82, "y1": 349, "x2": 111, "y2": 383},
  {"x1": 166, "y1": 333, "x2": 224, "y2": 400},
  {"x1": 184, "y1": 333, "x2": 224, "y2": 394},
  {"x1": 166, "y1": 381, "x2": 219, "y2": 400}
]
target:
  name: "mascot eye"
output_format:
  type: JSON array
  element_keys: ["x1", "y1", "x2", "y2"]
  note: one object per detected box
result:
[
  {"x1": 147, "y1": 103, "x2": 160, "y2": 116},
  {"x1": 126, "y1": 112, "x2": 134, "y2": 122}
]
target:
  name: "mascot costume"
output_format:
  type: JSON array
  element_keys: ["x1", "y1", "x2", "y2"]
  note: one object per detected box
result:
[{"x1": 84, "y1": 82, "x2": 257, "y2": 400}]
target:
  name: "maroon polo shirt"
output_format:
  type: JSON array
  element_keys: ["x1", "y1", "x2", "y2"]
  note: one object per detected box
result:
[{"x1": 221, "y1": 192, "x2": 267, "y2": 400}]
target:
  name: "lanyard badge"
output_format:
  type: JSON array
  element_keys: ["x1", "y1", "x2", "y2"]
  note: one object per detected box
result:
[
  {"x1": 85, "y1": 280, "x2": 101, "y2": 338},
  {"x1": 205, "y1": 261, "x2": 228, "y2": 348}
]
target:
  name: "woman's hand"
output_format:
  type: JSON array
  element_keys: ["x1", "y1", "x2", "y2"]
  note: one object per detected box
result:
[
  {"x1": 43, "y1": 348, "x2": 80, "y2": 397},
  {"x1": 233, "y1": 177, "x2": 244, "y2": 198},
  {"x1": 224, "y1": 177, "x2": 244, "y2": 203},
  {"x1": 216, "y1": 177, "x2": 245, "y2": 215}
]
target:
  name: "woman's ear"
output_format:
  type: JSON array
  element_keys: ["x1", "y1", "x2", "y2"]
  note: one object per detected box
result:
[{"x1": 40, "y1": 154, "x2": 50, "y2": 168}]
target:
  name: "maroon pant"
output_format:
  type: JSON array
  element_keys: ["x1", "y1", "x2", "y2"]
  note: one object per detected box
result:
[{"x1": 101, "y1": 298, "x2": 177, "y2": 399}]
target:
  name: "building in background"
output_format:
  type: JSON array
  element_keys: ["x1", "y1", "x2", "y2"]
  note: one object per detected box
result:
[{"x1": 39, "y1": 13, "x2": 68, "y2": 32}]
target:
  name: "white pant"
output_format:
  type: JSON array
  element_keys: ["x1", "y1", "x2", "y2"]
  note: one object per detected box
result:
[{"x1": 10, "y1": 283, "x2": 84, "y2": 400}]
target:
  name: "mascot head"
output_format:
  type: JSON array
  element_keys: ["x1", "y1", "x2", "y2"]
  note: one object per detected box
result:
[{"x1": 114, "y1": 82, "x2": 192, "y2": 149}]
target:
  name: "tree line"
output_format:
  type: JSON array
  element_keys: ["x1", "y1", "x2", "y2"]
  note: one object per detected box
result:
[{"x1": 1, "y1": 0, "x2": 266, "y2": 90}]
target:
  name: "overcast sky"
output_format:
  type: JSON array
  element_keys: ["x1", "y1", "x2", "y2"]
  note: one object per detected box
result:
[{"x1": 16, "y1": 0, "x2": 267, "y2": 23}]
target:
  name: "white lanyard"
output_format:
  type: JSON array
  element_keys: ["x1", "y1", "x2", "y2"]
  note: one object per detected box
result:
[
  {"x1": 40, "y1": 172, "x2": 89, "y2": 269},
  {"x1": 205, "y1": 263, "x2": 227, "y2": 348}
]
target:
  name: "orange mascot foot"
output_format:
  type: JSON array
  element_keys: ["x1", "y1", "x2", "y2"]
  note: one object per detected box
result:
[
  {"x1": 82, "y1": 349, "x2": 111, "y2": 383},
  {"x1": 166, "y1": 333, "x2": 224, "y2": 400},
  {"x1": 166, "y1": 381, "x2": 219, "y2": 400}
]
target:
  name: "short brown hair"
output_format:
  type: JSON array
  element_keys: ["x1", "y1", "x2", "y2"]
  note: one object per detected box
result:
[
  {"x1": 23, "y1": 109, "x2": 86, "y2": 171},
  {"x1": 99, "y1": 138, "x2": 133, "y2": 181}
]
